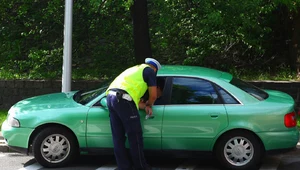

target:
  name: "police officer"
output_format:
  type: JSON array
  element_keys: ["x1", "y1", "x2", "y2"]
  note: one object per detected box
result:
[{"x1": 106, "y1": 58, "x2": 161, "y2": 170}]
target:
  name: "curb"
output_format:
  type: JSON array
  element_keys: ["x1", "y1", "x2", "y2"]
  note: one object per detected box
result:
[{"x1": 0, "y1": 131, "x2": 10, "y2": 152}]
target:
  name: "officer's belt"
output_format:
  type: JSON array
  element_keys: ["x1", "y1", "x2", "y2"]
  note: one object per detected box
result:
[{"x1": 108, "y1": 91, "x2": 133, "y2": 101}]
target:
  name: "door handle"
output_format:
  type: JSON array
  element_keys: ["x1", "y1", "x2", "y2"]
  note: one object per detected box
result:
[{"x1": 210, "y1": 113, "x2": 219, "y2": 118}]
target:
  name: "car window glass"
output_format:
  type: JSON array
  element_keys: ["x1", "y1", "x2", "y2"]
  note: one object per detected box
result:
[
  {"x1": 171, "y1": 77, "x2": 219, "y2": 104},
  {"x1": 75, "y1": 79, "x2": 112, "y2": 105},
  {"x1": 230, "y1": 78, "x2": 268, "y2": 100},
  {"x1": 76, "y1": 87, "x2": 108, "y2": 105},
  {"x1": 215, "y1": 85, "x2": 239, "y2": 104}
]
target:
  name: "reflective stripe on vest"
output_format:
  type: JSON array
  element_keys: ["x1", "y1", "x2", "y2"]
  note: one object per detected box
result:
[{"x1": 106, "y1": 64, "x2": 149, "y2": 109}]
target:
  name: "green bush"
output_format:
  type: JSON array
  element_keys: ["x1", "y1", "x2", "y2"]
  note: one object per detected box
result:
[{"x1": 0, "y1": 110, "x2": 8, "y2": 131}]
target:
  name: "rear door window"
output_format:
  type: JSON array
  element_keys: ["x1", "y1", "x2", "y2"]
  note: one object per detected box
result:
[{"x1": 170, "y1": 77, "x2": 221, "y2": 104}]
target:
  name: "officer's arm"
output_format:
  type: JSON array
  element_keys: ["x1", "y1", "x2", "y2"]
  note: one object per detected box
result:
[
  {"x1": 147, "y1": 86, "x2": 157, "y2": 106},
  {"x1": 138, "y1": 100, "x2": 146, "y2": 110}
]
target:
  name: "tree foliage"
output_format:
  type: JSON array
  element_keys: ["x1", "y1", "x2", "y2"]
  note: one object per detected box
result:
[
  {"x1": 150, "y1": 0, "x2": 300, "y2": 73},
  {"x1": 0, "y1": 0, "x2": 134, "y2": 79},
  {"x1": 0, "y1": 0, "x2": 300, "y2": 79}
]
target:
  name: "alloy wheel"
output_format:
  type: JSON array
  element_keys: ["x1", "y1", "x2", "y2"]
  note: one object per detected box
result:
[
  {"x1": 40, "y1": 134, "x2": 71, "y2": 163},
  {"x1": 223, "y1": 136, "x2": 254, "y2": 166}
]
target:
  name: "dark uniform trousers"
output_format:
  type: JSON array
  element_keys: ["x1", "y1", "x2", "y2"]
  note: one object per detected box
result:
[{"x1": 107, "y1": 93, "x2": 148, "y2": 170}]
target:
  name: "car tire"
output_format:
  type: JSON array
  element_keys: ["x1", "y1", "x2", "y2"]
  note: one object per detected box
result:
[
  {"x1": 214, "y1": 131, "x2": 264, "y2": 170},
  {"x1": 32, "y1": 126, "x2": 79, "y2": 168}
]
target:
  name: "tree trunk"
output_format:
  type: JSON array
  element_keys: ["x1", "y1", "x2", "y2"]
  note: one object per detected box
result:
[
  {"x1": 289, "y1": 8, "x2": 300, "y2": 76},
  {"x1": 130, "y1": 0, "x2": 152, "y2": 64}
]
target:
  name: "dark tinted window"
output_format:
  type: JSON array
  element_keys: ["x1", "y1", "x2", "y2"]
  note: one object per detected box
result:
[
  {"x1": 171, "y1": 77, "x2": 219, "y2": 104},
  {"x1": 215, "y1": 85, "x2": 239, "y2": 104},
  {"x1": 230, "y1": 78, "x2": 268, "y2": 100},
  {"x1": 75, "y1": 86, "x2": 108, "y2": 105}
]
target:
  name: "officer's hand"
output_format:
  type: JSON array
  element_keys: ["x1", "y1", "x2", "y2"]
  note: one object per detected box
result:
[
  {"x1": 138, "y1": 101, "x2": 146, "y2": 110},
  {"x1": 145, "y1": 106, "x2": 153, "y2": 116}
]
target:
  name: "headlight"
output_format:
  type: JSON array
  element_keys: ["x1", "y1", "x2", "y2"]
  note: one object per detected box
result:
[{"x1": 7, "y1": 114, "x2": 20, "y2": 127}]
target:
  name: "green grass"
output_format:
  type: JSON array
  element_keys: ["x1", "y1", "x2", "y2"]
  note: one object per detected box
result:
[{"x1": 0, "y1": 110, "x2": 8, "y2": 131}]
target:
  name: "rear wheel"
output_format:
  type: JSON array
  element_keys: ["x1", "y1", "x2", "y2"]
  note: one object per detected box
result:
[
  {"x1": 32, "y1": 126, "x2": 79, "y2": 168},
  {"x1": 214, "y1": 131, "x2": 264, "y2": 170}
]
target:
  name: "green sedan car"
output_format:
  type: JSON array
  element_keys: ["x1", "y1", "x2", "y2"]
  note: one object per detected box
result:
[{"x1": 1, "y1": 65, "x2": 299, "y2": 170}]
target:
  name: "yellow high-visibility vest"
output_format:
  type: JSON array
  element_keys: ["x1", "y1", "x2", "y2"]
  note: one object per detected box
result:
[{"x1": 106, "y1": 64, "x2": 149, "y2": 109}]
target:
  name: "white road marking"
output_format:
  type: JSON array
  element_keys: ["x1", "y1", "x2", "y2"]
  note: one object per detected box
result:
[
  {"x1": 95, "y1": 163, "x2": 118, "y2": 170},
  {"x1": 175, "y1": 160, "x2": 198, "y2": 170},
  {"x1": 18, "y1": 163, "x2": 43, "y2": 170},
  {"x1": 297, "y1": 142, "x2": 300, "y2": 149},
  {"x1": 0, "y1": 153, "x2": 5, "y2": 157}
]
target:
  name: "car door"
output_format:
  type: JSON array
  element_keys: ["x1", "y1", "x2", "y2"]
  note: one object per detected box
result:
[
  {"x1": 138, "y1": 105, "x2": 164, "y2": 150},
  {"x1": 86, "y1": 78, "x2": 166, "y2": 150},
  {"x1": 162, "y1": 77, "x2": 228, "y2": 151}
]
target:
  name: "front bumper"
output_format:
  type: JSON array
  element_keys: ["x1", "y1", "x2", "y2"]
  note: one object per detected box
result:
[{"x1": 1, "y1": 120, "x2": 34, "y2": 153}]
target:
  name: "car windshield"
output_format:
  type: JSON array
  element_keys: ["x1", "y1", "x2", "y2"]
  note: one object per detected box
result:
[
  {"x1": 73, "y1": 80, "x2": 111, "y2": 105},
  {"x1": 230, "y1": 78, "x2": 269, "y2": 100}
]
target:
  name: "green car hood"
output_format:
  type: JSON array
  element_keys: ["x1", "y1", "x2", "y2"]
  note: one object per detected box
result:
[
  {"x1": 265, "y1": 89, "x2": 294, "y2": 104},
  {"x1": 11, "y1": 92, "x2": 79, "y2": 114}
]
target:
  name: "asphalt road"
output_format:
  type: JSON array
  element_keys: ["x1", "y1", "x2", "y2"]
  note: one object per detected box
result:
[{"x1": 1, "y1": 150, "x2": 300, "y2": 170}]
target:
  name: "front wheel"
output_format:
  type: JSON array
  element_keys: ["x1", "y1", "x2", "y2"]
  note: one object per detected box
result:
[
  {"x1": 214, "y1": 131, "x2": 264, "y2": 170},
  {"x1": 32, "y1": 126, "x2": 79, "y2": 168}
]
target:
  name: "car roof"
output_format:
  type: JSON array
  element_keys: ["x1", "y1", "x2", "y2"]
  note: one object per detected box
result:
[{"x1": 157, "y1": 65, "x2": 233, "y2": 82}]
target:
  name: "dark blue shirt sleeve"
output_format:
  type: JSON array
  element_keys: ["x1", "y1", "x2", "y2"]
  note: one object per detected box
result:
[{"x1": 143, "y1": 67, "x2": 156, "y2": 87}]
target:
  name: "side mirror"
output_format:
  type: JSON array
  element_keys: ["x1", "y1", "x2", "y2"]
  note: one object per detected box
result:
[{"x1": 100, "y1": 97, "x2": 108, "y2": 108}]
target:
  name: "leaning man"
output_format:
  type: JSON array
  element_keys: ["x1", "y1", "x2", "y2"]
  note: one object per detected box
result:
[{"x1": 106, "y1": 58, "x2": 161, "y2": 170}]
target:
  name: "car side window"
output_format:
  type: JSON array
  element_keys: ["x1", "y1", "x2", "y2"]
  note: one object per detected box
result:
[
  {"x1": 170, "y1": 77, "x2": 219, "y2": 104},
  {"x1": 215, "y1": 85, "x2": 239, "y2": 104}
]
